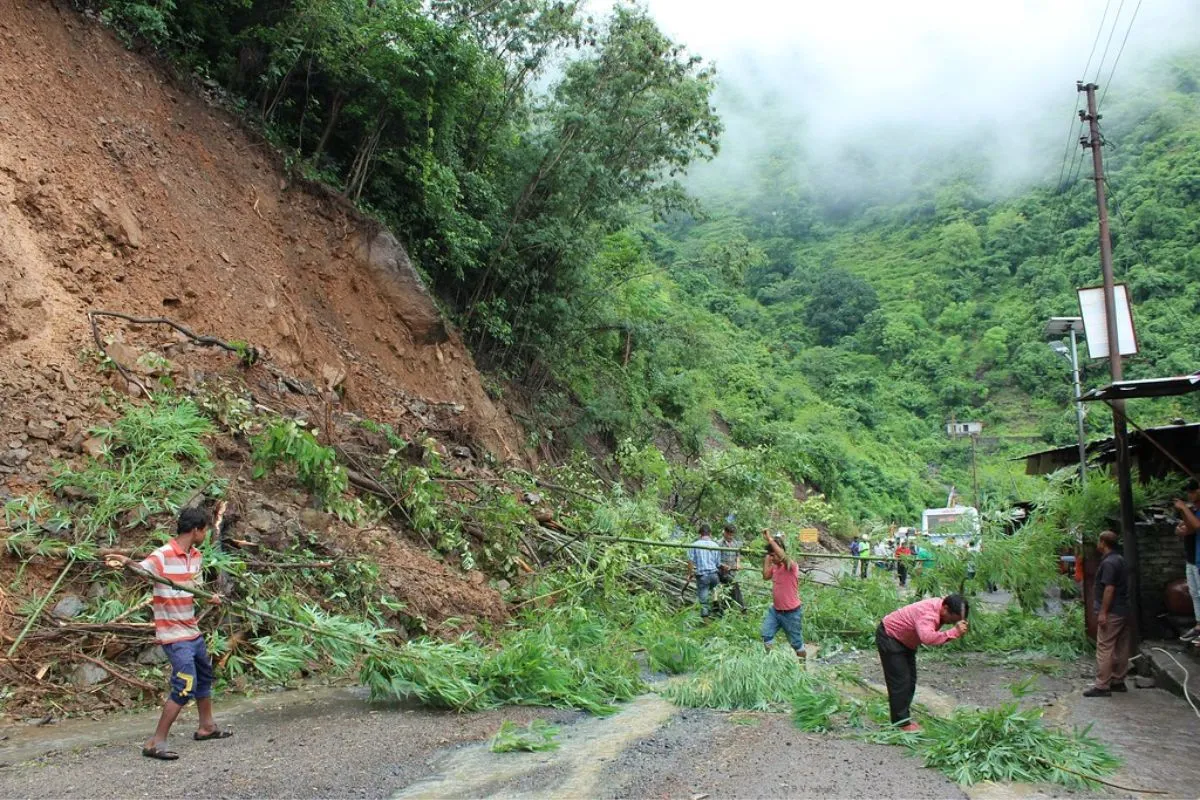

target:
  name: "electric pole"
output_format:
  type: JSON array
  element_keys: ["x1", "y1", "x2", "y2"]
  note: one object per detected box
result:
[
  {"x1": 1078, "y1": 81, "x2": 1139, "y2": 637},
  {"x1": 971, "y1": 434, "x2": 980, "y2": 509}
]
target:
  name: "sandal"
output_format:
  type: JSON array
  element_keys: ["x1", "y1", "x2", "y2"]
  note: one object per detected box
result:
[
  {"x1": 142, "y1": 745, "x2": 180, "y2": 760},
  {"x1": 193, "y1": 728, "x2": 233, "y2": 741}
]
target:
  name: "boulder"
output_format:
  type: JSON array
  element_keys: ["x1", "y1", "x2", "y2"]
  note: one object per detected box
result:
[
  {"x1": 90, "y1": 196, "x2": 142, "y2": 248},
  {"x1": 25, "y1": 419, "x2": 59, "y2": 441},
  {"x1": 0, "y1": 448, "x2": 30, "y2": 467},
  {"x1": 299, "y1": 508, "x2": 333, "y2": 533},
  {"x1": 136, "y1": 646, "x2": 167, "y2": 665},
  {"x1": 69, "y1": 662, "x2": 109, "y2": 688},
  {"x1": 51, "y1": 595, "x2": 85, "y2": 619},
  {"x1": 246, "y1": 507, "x2": 277, "y2": 532},
  {"x1": 353, "y1": 229, "x2": 447, "y2": 344}
]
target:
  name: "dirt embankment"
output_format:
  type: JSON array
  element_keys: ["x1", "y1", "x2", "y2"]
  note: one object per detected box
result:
[
  {"x1": 0, "y1": 1, "x2": 532, "y2": 716},
  {"x1": 0, "y1": 1, "x2": 526, "y2": 467}
]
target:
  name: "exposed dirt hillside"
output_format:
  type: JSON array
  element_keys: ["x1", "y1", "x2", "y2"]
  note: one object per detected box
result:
[
  {"x1": 0, "y1": 2, "x2": 533, "y2": 717},
  {"x1": 0, "y1": 1, "x2": 526, "y2": 467}
]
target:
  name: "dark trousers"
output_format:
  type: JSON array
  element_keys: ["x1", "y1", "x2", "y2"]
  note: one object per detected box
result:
[
  {"x1": 718, "y1": 568, "x2": 746, "y2": 611},
  {"x1": 876, "y1": 623, "x2": 917, "y2": 725},
  {"x1": 897, "y1": 563, "x2": 908, "y2": 586}
]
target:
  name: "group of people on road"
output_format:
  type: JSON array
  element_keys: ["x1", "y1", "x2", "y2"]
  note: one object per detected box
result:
[
  {"x1": 686, "y1": 523, "x2": 806, "y2": 659},
  {"x1": 686, "y1": 522, "x2": 973, "y2": 726},
  {"x1": 681, "y1": 508, "x2": 1171, "y2": 728},
  {"x1": 849, "y1": 533, "x2": 940, "y2": 587}
]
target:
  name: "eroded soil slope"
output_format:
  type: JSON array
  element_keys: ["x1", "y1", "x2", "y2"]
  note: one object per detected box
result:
[{"x1": 0, "y1": 1, "x2": 525, "y2": 465}]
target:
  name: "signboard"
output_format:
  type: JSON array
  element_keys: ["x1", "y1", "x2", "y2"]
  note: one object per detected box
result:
[
  {"x1": 1077, "y1": 284, "x2": 1137, "y2": 359},
  {"x1": 798, "y1": 528, "x2": 819, "y2": 545}
]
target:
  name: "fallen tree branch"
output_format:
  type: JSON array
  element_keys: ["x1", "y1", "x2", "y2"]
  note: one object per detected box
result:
[
  {"x1": 87, "y1": 310, "x2": 260, "y2": 363},
  {"x1": 112, "y1": 560, "x2": 394, "y2": 654},
  {"x1": 1030, "y1": 756, "x2": 1167, "y2": 795},
  {"x1": 7, "y1": 557, "x2": 75, "y2": 658},
  {"x1": 52, "y1": 621, "x2": 155, "y2": 633}
]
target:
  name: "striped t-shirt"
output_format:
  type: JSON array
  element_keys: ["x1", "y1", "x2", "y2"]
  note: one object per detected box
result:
[{"x1": 138, "y1": 539, "x2": 203, "y2": 645}]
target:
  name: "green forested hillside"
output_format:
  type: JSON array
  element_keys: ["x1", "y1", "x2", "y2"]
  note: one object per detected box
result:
[
  {"x1": 92, "y1": 0, "x2": 1200, "y2": 526},
  {"x1": 547, "y1": 54, "x2": 1200, "y2": 522}
]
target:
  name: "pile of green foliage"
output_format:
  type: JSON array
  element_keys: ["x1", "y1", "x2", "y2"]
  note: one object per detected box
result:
[
  {"x1": 48, "y1": 397, "x2": 220, "y2": 541},
  {"x1": 663, "y1": 643, "x2": 804, "y2": 711},
  {"x1": 363, "y1": 603, "x2": 644, "y2": 715},
  {"x1": 869, "y1": 703, "x2": 1119, "y2": 789}
]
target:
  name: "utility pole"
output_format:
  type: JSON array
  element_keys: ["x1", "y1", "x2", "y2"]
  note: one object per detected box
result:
[
  {"x1": 1079, "y1": 81, "x2": 1139, "y2": 636},
  {"x1": 970, "y1": 434, "x2": 980, "y2": 508}
]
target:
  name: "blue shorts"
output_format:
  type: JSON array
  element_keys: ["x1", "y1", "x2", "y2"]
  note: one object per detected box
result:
[
  {"x1": 762, "y1": 606, "x2": 805, "y2": 653},
  {"x1": 163, "y1": 636, "x2": 214, "y2": 706}
]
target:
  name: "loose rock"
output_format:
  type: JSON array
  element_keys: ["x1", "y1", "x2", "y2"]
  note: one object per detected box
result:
[
  {"x1": 299, "y1": 508, "x2": 333, "y2": 533},
  {"x1": 82, "y1": 437, "x2": 107, "y2": 459},
  {"x1": 247, "y1": 507, "x2": 277, "y2": 532},
  {"x1": 69, "y1": 663, "x2": 109, "y2": 688},
  {"x1": 0, "y1": 448, "x2": 30, "y2": 467},
  {"x1": 25, "y1": 420, "x2": 59, "y2": 441},
  {"x1": 136, "y1": 646, "x2": 167, "y2": 665},
  {"x1": 51, "y1": 595, "x2": 86, "y2": 619}
]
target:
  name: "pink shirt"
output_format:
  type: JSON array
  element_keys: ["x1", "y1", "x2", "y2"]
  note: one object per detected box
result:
[
  {"x1": 881, "y1": 597, "x2": 962, "y2": 650},
  {"x1": 769, "y1": 561, "x2": 801, "y2": 611}
]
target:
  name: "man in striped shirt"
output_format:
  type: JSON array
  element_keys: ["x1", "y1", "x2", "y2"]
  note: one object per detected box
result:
[{"x1": 110, "y1": 503, "x2": 231, "y2": 760}]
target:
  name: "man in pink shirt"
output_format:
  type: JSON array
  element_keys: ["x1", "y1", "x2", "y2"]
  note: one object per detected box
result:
[
  {"x1": 761, "y1": 530, "x2": 805, "y2": 660},
  {"x1": 875, "y1": 594, "x2": 969, "y2": 731}
]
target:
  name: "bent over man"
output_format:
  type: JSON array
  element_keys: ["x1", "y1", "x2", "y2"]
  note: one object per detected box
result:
[{"x1": 875, "y1": 594, "x2": 969, "y2": 731}]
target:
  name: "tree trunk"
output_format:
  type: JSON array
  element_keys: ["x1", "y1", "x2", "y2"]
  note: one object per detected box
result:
[{"x1": 312, "y1": 91, "x2": 345, "y2": 163}]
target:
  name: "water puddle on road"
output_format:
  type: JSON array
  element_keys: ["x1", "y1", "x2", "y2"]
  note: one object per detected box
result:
[{"x1": 394, "y1": 694, "x2": 677, "y2": 799}]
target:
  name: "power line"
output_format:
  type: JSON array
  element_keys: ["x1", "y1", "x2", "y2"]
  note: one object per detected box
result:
[
  {"x1": 1054, "y1": 0, "x2": 1113, "y2": 194},
  {"x1": 1098, "y1": 0, "x2": 1143, "y2": 110},
  {"x1": 1082, "y1": 0, "x2": 1113, "y2": 80},
  {"x1": 1092, "y1": 0, "x2": 1126, "y2": 83}
]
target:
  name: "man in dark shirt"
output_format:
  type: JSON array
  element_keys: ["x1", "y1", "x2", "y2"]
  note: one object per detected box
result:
[
  {"x1": 1084, "y1": 530, "x2": 1132, "y2": 697},
  {"x1": 1173, "y1": 482, "x2": 1200, "y2": 641},
  {"x1": 717, "y1": 523, "x2": 747, "y2": 614}
]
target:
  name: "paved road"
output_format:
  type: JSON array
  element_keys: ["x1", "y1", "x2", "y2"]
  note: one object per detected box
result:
[{"x1": 1, "y1": 661, "x2": 1196, "y2": 798}]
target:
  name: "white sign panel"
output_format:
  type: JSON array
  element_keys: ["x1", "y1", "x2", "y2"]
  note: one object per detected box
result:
[{"x1": 1077, "y1": 284, "x2": 1137, "y2": 360}]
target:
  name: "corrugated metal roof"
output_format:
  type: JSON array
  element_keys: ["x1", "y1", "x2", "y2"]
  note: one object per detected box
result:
[{"x1": 1080, "y1": 372, "x2": 1200, "y2": 402}]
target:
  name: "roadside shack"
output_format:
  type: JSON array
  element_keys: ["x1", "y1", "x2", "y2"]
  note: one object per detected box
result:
[{"x1": 1019, "y1": 374, "x2": 1200, "y2": 639}]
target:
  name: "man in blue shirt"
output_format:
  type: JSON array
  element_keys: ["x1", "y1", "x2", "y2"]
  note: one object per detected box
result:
[{"x1": 687, "y1": 524, "x2": 722, "y2": 621}]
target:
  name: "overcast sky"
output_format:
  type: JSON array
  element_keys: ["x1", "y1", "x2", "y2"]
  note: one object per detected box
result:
[{"x1": 623, "y1": 0, "x2": 1200, "y2": 197}]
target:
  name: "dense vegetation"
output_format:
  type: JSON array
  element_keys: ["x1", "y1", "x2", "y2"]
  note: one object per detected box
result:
[{"x1": 89, "y1": 0, "x2": 1200, "y2": 526}]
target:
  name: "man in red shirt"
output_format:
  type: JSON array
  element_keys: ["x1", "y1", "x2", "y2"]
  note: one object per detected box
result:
[
  {"x1": 110, "y1": 503, "x2": 231, "y2": 760},
  {"x1": 875, "y1": 594, "x2": 969, "y2": 731},
  {"x1": 761, "y1": 530, "x2": 805, "y2": 660}
]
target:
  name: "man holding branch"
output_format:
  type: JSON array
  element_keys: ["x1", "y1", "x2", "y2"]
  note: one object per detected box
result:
[
  {"x1": 109, "y1": 502, "x2": 233, "y2": 760},
  {"x1": 761, "y1": 530, "x2": 806, "y2": 660}
]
